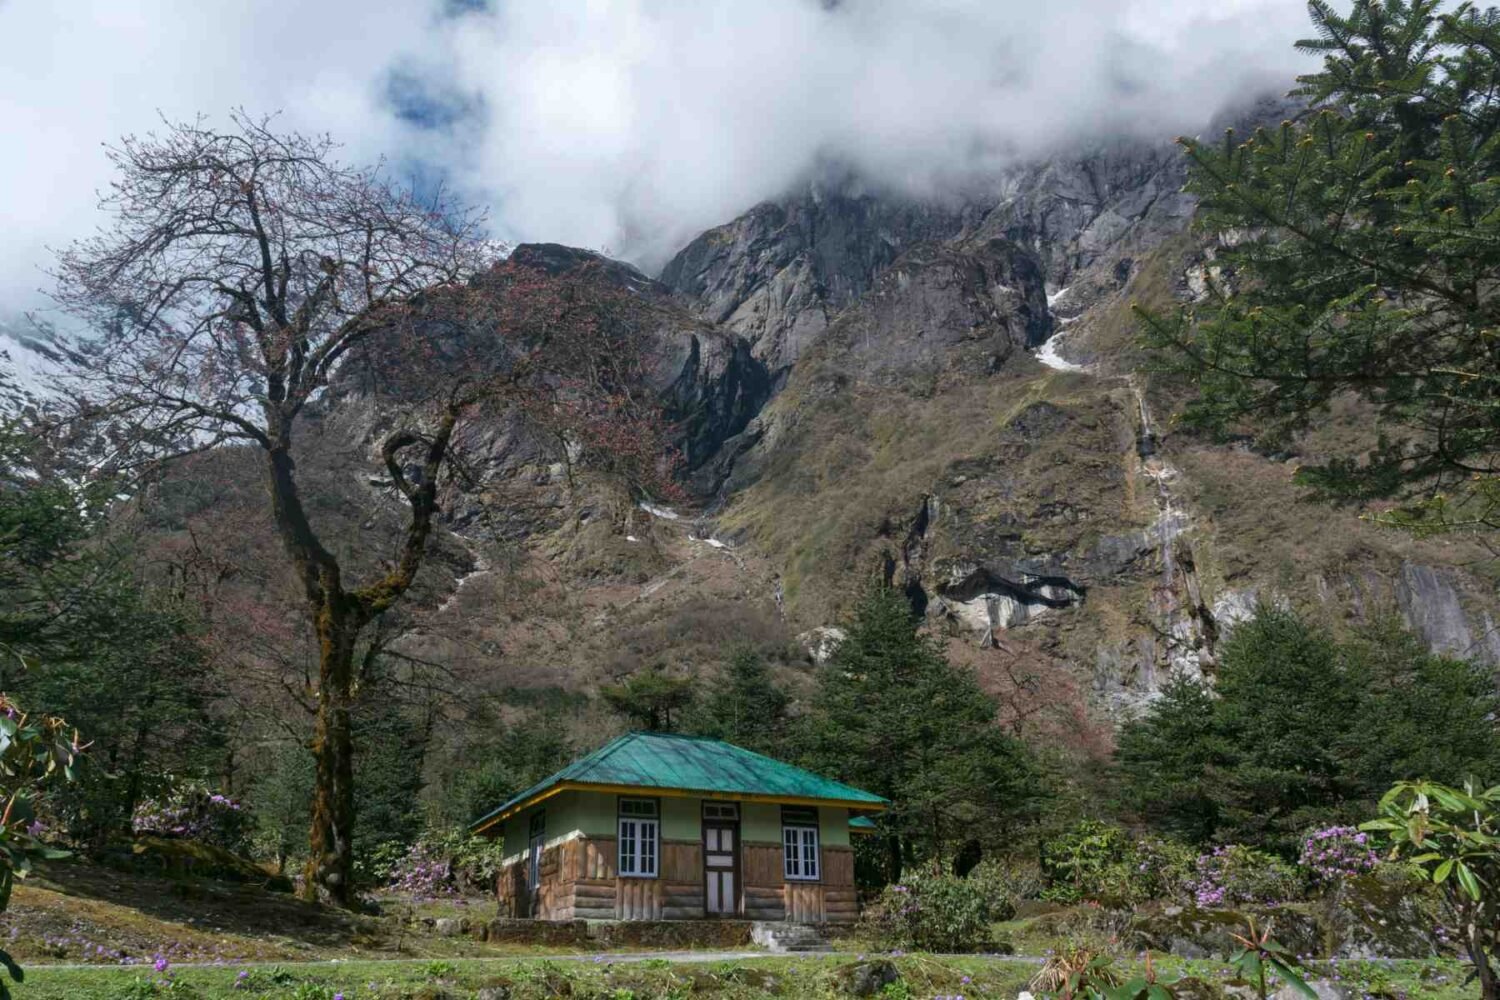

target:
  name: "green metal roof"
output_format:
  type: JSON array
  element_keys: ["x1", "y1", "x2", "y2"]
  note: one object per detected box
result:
[
  {"x1": 849, "y1": 815, "x2": 878, "y2": 832},
  {"x1": 471, "y1": 731, "x2": 887, "y2": 833}
]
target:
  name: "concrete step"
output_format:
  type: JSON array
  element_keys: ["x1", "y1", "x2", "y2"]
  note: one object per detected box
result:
[{"x1": 751, "y1": 921, "x2": 835, "y2": 954}]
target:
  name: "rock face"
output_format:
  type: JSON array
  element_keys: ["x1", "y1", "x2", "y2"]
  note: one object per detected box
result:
[
  {"x1": 660, "y1": 135, "x2": 1500, "y2": 728},
  {"x1": 660, "y1": 181, "x2": 973, "y2": 376},
  {"x1": 115, "y1": 118, "x2": 1500, "y2": 746}
]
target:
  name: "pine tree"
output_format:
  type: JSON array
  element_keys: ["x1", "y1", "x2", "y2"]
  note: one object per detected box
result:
[
  {"x1": 692, "y1": 647, "x2": 789, "y2": 755},
  {"x1": 802, "y1": 585, "x2": 1041, "y2": 880},
  {"x1": 1141, "y1": 0, "x2": 1500, "y2": 534},
  {"x1": 1116, "y1": 606, "x2": 1500, "y2": 848},
  {"x1": 600, "y1": 663, "x2": 696, "y2": 732}
]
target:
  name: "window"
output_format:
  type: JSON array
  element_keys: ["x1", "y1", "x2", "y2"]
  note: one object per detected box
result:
[
  {"x1": 618, "y1": 798, "x2": 659, "y2": 878},
  {"x1": 782, "y1": 806, "x2": 820, "y2": 881},
  {"x1": 702, "y1": 802, "x2": 738, "y2": 821},
  {"x1": 527, "y1": 811, "x2": 546, "y2": 890}
]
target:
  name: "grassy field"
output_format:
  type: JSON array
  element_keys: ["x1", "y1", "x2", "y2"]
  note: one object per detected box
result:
[
  {"x1": 14, "y1": 954, "x2": 1476, "y2": 999},
  {"x1": 6, "y1": 861, "x2": 1477, "y2": 998}
]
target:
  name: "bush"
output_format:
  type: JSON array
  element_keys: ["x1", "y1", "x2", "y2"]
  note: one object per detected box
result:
[
  {"x1": 1189, "y1": 845, "x2": 1305, "y2": 908},
  {"x1": 1040, "y1": 820, "x2": 1195, "y2": 906},
  {"x1": 862, "y1": 867, "x2": 1009, "y2": 952},
  {"x1": 1299, "y1": 825, "x2": 1380, "y2": 886},
  {"x1": 131, "y1": 783, "x2": 250, "y2": 854},
  {"x1": 374, "y1": 829, "x2": 508, "y2": 897}
]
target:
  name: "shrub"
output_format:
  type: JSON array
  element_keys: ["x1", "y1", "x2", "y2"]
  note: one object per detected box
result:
[
  {"x1": 1040, "y1": 820, "x2": 1195, "y2": 906},
  {"x1": 386, "y1": 840, "x2": 456, "y2": 899},
  {"x1": 862, "y1": 868, "x2": 1008, "y2": 952},
  {"x1": 1299, "y1": 825, "x2": 1379, "y2": 886},
  {"x1": 131, "y1": 783, "x2": 250, "y2": 854},
  {"x1": 1189, "y1": 845, "x2": 1305, "y2": 908},
  {"x1": 376, "y1": 829, "x2": 508, "y2": 897}
]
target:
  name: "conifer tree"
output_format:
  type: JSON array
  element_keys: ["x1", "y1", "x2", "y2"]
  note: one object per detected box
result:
[
  {"x1": 692, "y1": 647, "x2": 789, "y2": 755},
  {"x1": 600, "y1": 664, "x2": 696, "y2": 732},
  {"x1": 1141, "y1": 0, "x2": 1500, "y2": 533},
  {"x1": 802, "y1": 585, "x2": 1041, "y2": 880}
]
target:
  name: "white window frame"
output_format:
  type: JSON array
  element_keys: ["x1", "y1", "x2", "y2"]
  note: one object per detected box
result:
[
  {"x1": 618, "y1": 798, "x2": 659, "y2": 878},
  {"x1": 782, "y1": 807, "x2": 821, "y2": 882}
]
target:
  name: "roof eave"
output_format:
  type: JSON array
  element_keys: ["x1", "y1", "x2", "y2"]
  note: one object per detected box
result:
[{"x1": 469, "y1": 780, "x2": 889, "y2": 836}]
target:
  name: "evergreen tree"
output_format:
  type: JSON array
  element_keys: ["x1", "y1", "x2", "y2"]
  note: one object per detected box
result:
[
  {"x1": 1141, "y1": 0, "x2": 1500, "y2": 533},
  {"x1": 1208, "y1": 608, "x2": 1365, "y2": 845},
  {"x1": 1117, "y1": 605, "x2": 1500, "y2": 848},
  {"x1": 691, "y1": 647, "x2": 789, "y2": 754},
  {"x1": 600, "y1": 664, "x2": 695, "y2": 732},
  {"x1": 1115, "y1": 675, "x2": 1224, "y2": 843},
  {"x1": 435, "y1": 716, "x2": 575, "y2": 828},
  {"x1": 802, "y1": 585, "x2": 1042, "y2": 880}
]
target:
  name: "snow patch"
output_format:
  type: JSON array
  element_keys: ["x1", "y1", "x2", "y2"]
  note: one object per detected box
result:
[
  {"x1": 638, "y1": 502, "x2": 680, "y2": 521},
  {"x1": 1035, "y1": 324, "x2": 1088, "y2": 372}
]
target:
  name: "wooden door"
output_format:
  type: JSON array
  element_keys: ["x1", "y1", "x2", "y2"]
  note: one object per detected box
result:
[{"x1": 703, "y1": 822, "x2": 739, "y2": 916}]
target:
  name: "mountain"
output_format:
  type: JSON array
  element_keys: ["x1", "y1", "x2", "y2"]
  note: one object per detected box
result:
[
  {"x1": 40, "y1": 119, "x2": 1500, "y2": 762},
  {"x1": 0, "y1": 317, "x2": 79, "y2": 414}
]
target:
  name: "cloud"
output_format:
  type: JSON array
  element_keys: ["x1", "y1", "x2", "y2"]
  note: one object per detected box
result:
[
  {"x1": 0, "y1": 0, "x2": 433, "y2": 311},
  {"x1": 428, "y1": 0, "x2": 1315, "y2": 269},
  {"x1": 0, "y1": 0, "x2": 1315, "y2": 313}
]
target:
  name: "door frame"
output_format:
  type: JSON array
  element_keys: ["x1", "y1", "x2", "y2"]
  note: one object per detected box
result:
[{"x1": 701, "y1": 802, "x2": 741, "y2": 918}]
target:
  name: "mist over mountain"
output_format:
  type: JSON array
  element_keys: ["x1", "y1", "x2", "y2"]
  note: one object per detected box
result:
[{"x1": 0, "y1": 0, "x2": 1312, "y2": 310}]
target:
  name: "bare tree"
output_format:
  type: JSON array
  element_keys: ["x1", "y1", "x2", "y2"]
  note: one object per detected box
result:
[{"x1": 51, "y1": 112, "x2": 676, "y2": 905}]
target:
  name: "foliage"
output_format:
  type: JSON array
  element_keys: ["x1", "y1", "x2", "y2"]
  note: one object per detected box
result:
[
  {"x1": 351, "y1": 701, "x2": 430, "y2": 874},
  {"x1": 1363, "y1": 778, "x2": 1500, "y2": 997},
  {"x1": 600, "y1": 663, "x2": 695, "y2": 732},
  {"x1": 432, "y1": 716, "x2": 573, "y2": 829},
  {"x1": 800, "y1": 585, "x2": 1043, "y2": 877},
  {"x1": 1299, "y1": 825, "x2": 1380, "y2": 886},
  {"x1": 379, "y1": 829, "x2": 507, "y2": 898},
  {"x1": 242, "y1": 742, "x2": 314, "y2": 873},
  {"x1": 1040, "y1": 951, "x2": 1183, "y2": 1000},
  {"x1": 689, "y1": 647, "x2": 789, "y2": 755},
  {"x1": 1040, "y1": 820, "x2": 1196, "y2": 906},
  {"x1": 862, "y1": 866, "x2": 1012, "y2": 952},
  {"x1": 0, "y1": 694, "x2": 84, "y2": 1000},
  {"x1": 20, "y1": 597, "x2": 223, "y2": 850},
  {"x1": 1140, "y1": 0, "x2": 1500, "y2": 535},
  {"x1": 384, "y1": 840, "x2": 455, "y2": 900},
  {"x1": 1032, "y1": 947, "x2": 1128, "y2": 1000},
  {"x1": 1189, "y1": 845, "x2": 1304, "y2": 909},
  {"x1": 1227, "y1": 915, "x2": 1316, "y2": 999},
  {"x1": 131, "y1": 784, "x2": 250, "y2": 855},
  {"x1": 0, "y1": 452, "x2": 120, "y2": 671},
  {"x1": 1117, "y1": 606, "x2": 1500, "y2": 849}
]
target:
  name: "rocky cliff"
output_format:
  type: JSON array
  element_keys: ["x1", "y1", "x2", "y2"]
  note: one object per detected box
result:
[{"x1": 26, "y1": 127, "x2": 1498, "y2": 753}]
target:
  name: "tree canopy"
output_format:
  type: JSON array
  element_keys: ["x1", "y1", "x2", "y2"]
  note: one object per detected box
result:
[
  {"x1": 1142, "y1": 0, "x2": 1500, "y2": 533},
  {"x1": 1117, "y1": 605, "x2": 1500, "y2": 849},
  {"x1": 801, "y1": 585, "x2": 1042, "y2": 879}
]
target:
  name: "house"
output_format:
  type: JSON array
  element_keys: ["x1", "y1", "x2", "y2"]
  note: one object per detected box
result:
[{"x1": 470, "y1": 731, "x2": 887, "y2": 923}]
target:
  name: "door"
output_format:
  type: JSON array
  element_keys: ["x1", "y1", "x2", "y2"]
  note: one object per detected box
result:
[{"x1": 702, "y1": 802, "x2": 740, "y2": 917}]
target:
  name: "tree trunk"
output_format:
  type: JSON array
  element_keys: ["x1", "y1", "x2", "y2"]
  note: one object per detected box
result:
[
  {"x1": 301, "y1": 598, "x2": 360, "y2": 906},
  {"x1": 1470, "y1": 933, "x2": 1499, "y2": 1000}
]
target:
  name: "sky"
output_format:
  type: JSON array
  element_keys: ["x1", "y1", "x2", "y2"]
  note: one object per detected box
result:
[{"x1": 0, "y1": 0, "x2": 1316, "y2": 314}]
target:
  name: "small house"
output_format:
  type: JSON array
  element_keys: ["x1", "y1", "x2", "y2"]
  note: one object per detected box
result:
[{"x1": 470, "y1": 731, "x2": 887, "y2": 923}]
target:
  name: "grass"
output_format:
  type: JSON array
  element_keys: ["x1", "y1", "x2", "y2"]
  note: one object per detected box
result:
[{"x1": 15, "y1": 953, "x2": 1476, "y2": 999}]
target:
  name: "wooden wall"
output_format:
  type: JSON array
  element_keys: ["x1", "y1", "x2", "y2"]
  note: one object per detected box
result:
[{"x1": 494, "y1": 833, "x2": 859, "y2": 923}]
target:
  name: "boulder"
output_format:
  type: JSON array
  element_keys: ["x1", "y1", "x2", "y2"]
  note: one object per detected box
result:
[
  {"x1": 1128, "y1": 906, "x2": 1320, "y2": 961},
  {"x1": 836, "y1": 959, "x2": 902, "y2": 997}
]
